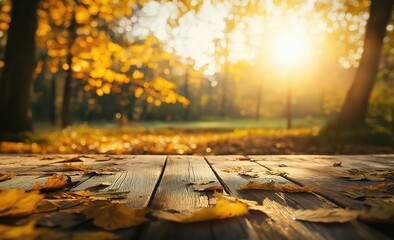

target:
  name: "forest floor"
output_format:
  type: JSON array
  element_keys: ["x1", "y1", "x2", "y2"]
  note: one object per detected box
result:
[{"x1": 1, "y1": 118, "x2": 393, "y2": 155}]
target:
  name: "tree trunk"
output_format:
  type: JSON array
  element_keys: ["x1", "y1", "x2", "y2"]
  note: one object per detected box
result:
[
  {"x1": 183, "y1": 71, "x2": 190, "y2": 121},
  {"x1": 49, "y1": 75, "x2": 56, "y2": 125},
  {"x1": 334, "y1": 0, "x2": 393, "y2": 128},
  {"x1": 62, "y1": 3, "x2": 77, "y2": 128},
  {"x1": 0, "y1": 0, "x2": 40, "y2": 134}
]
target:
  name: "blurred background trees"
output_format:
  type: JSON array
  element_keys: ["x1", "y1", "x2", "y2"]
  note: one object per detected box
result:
[{"x1": 0, "y1": 0, "x2": 393, "y2": 134}]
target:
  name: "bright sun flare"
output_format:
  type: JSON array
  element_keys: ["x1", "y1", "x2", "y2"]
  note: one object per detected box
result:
[{"x1": 272, "y1": 30, "x2": 310, "y2": 68}]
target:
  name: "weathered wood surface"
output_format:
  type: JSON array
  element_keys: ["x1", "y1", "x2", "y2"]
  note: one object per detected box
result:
[{"x1": 0, "y1": 154, "x2": 393, "y2": 240}]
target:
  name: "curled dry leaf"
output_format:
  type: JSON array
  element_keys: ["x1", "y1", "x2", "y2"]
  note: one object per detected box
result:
[
  {"x1": 193, "y1": 185, "x2": 224, "y2": 192},
  {"x1": 0, "y1": 221, "x2": 36, "y2": 239},
  {"x1": 35, "y1": 174, "x2": 71, "y2": 192},
  {"x1": 72, "y1": 231, "x2": 119, "y2": 240},
  {"x1": 62, "y1": 156, "x2": 83, "y2": 163},
  {"x1": 153, "y1": 197, "x2": 248, "y2": 223},
  {"x1": 96, "y1": 182, "x2": 112, "y2": 187},
  {"x1": 82, "y1": 203, "x2": 149, "y2": 230},
  {"x1": 63, "y1": 163, "x2": 86, "y2": 171},
  {"x1": 293, "y1": 208, "x2": 361, "y2": 223},
  {"x1": 335, "y1": 169, "x2": 394, "y2": 181},
  {"x1": 0, "y1": 189, "x2": 44, "y2": 217},
  {"x1": 333, "y1": 162, "x2": 342, "y2": 167},
  {"x1": 239, "y1": 181, "x2": 316, "y2": 193},
  {"x1": 0, "y1": 171, "x2": 14, "y2": 182},
  {"x1": 341, "y1": 183, "x2": 394, "y2": 199}
]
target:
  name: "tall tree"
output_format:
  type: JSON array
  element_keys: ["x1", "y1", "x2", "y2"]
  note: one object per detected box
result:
[
  {"x1": 0, "y1": 0, "x2": 40, "y2": 134},
  {"x1": 334, "y1": 0, "x2": 394, "y2": 128}
]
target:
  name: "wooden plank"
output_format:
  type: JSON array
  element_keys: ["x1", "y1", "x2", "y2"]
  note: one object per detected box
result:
[
  {"x1": 73, "y1": 155, "x2": 166, "y2": 208},
  {"x1": 139, "y1": 155, "x2": 259, "y2": 240},
  {"x1": 206, "y1": 155, "x2": 389, "y2": 240},
  {"x1": 249, "y1": 155, "x2": 393, "y2": 210}
]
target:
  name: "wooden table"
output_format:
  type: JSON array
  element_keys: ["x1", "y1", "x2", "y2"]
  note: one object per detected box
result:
[{"x1": 0, "y1": 154, "x2": 393, "y2": 239}]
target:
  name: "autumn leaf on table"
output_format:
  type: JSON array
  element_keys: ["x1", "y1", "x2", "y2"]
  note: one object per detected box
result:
[
  {"x1": 193, "y1": 185, "x2": 224, "y2": 192},
  {"x1": 239, "y1": 181, "x2": 316, "y2": 193},
  {"x1": 62, "y1": 156, "x2": 84, "y2": 163},
  {"x1": 84, "y1": 167, "x2": 120, "y2": 175},
  {"x1": 0, "y1": 171, "x2": 14, "y2": 182},
  {"x1": 35, "y1": 199, "x2": 83, "y2": 213},
  {"x1": 63, "y1": 163, "x2": 86, "y2": 171},
  {"x1": 0, "y1": 189, "x2": 44, "y2": 217},
  {"x1": 293, "y1": 208, "x2": 361, "y2": 223},
  {"x1": 34, "y1": 174, "x2": 71, "y2": 192},
  {"x1": 341, "y1": 183, "x2": 394, "y2": 199},
  {"x1": 266, "y1": 170, "x2": 288, "y2": 177},
  {"x1": 82, "y1": 203, "x2": 149, "y2": 230},
  {"x1": 153, "y1": 195, "x2": 248, "y2": 223},
  {"x1": 359, "y1": 198, "x2": 394, "y2": 223},
  {"x1": 333, "y1": 162, "x2": 342, "y2": 167},
  {"x1": 187, "y1": 180, "x2": 215, "y2": 185},
  {"x1": 51, "y1": 190, "x2": 93, "y2": 199},
  {"x1": 335, "y1": 169, "x2": 394, "y2": 181}
]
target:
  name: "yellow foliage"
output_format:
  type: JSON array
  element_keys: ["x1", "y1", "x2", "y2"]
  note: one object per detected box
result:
[
  {"x1": 0, "y1": 221, "x2": 36, "y2": 239},
  {"x1": 0, "y1": 189, "x2": 44, "y2": 217}
]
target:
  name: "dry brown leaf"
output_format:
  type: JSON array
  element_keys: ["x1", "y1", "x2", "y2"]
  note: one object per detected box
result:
[
  {"x1": 62, "y1": 156, "x2": 83, "y2": 163},
  {"x1": 0, "y1": 221, "x2": 36, "y2": 239},
  {"x1": 84, "y1": 167, "x2": 120, "y2": 175},
  {"x1": 36, "y1": 175, "x2": 71, "y2": 192},
  {"x1": 72, "y1": 231, "x2": 119, "y2": 240},
  {"x1": 336, "y1": 169, "x2": 394, "y2": 181},
  {"x1": 333, "y1": 162, "x2": 342, "y2": 167},
  {"x1": 82, "y1": 203, "x2": 149, "y2": 230},
  {"x1": 153, "y1": 197, "x2": 248, "y2": 223},
  {"x1": 239, "y1": 181, "x2": 315, "y2": 193},
  {"x1": 266, "y1": 170, "x2": 288, "y2": 177},
  {"x1": 278, "y1": 164, "x2": 287, "y2": 167},
  {"x1": 96, "y1": 182, "x2": 112, "y2": 187},
  {"x1": 193, "y1": 185, "x2": 224, "y2": 192},
  {"x1": 293, "y1": 208, "x2": 361, "y2": 223},
  {"x1": 64, "y1": 163, "x2": 86, "y2": 171},
  {"x1": 91, "y1": 191, "x2": 130, "y2": 200},
  {"x1": 40, "y1": 156, "x2": 57, "y2": 160},
  {"x1": 0, "y1": 189, "x2": 44, "y2": 217},
  {"x1": 341, "y1": 183, "x2": 394, "y2": 199},
  {"x1": 239, "y1": 181, "x2": 276, "y2": 190},
  {"x1": 0, "y1": 171, "x2": 14, "y2": 182}
]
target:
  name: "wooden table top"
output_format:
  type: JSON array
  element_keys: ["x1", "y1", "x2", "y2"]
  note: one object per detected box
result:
[{"x1": 0, "y1": 154, "x2": 393, "y2": 240}]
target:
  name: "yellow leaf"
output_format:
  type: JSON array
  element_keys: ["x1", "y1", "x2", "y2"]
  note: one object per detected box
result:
[
  {"x1": 63, "y1": 163, "x2": 87, "y2": 171},
  {"x1": 239, "y1": 181, "x2": 316, "y2": 193},
  {"x1": 0, "y1": 221, "x2": 35, "y2": 239},
  {"x1": 0, "y1": 171, "x2": 14, "y2": 182},
  {"x1": 153, "y1": 197, "x2": 248, "y2": 223},
  {"x1": 293, "y1": 208, "x2": 361, "y2": 223},
  {"x1": 341, "y1": 183, "x2": 393, "y2": 199},
  {"x1": 0, "y1": 189, "x2": 44, "y2": 217},
  {"x1": 193, "y1": 185, "x2": 224, "y2": 192},
  {"x1": 82, "y1": 203, "x2": 149, "y2": 230},
  {"x1": 359, "y1": 198, "x2": 394, "y2": 223}
]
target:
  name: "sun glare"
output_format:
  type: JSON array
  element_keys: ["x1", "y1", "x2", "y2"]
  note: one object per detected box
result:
[{"x1": 272, "y1": 30, "x2": 310, "y2": 68}]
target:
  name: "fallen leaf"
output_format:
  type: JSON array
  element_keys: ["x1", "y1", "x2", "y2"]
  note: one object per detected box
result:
[
  {"x1": 341, "y1": 183, "x2": 394, "y2": 199},
  {"x1": 96, "y1": 182, "x2": 112, "y2": 187},
  {"x1": 193, "y1": 185, "x2": 224, "y2": 192},
  {"x1": 82, "y1": 203, "x2": 149, "y2": 230},
  {"x1": 266, "y1": 170, "x2": 288, "y2": 177},
  {"x1": 278, "y1": 164, "x2": 287, "y2": 167},
  {"x1": 62, "y1": 156, "x2": 83, "y2": 163},
  {"x1": 214, "y1": 192, "x2": 258, "y2": 207},
  {"x1": 0, "y1": 189, "x2": 44, "y2": 217},
  {"x1": 333, "y1": 162, "x2": 342, "y2": 167},
  {"x1": 239, "y1": 171, "x2": 259, "y2": 178},
  {"x1": 0, "y1": 171, "x2": 14, "y2": 182},
  {"x1": 239, "y1": 181, "x2": 276, "y2": 190},
  {"x1": 84, "y1": 167, "x2": 120, "y2": 175},
  {"x1": 293, "y1": 208, "x2": 361, "y2": 223},
  {"x1": 239, "y1": 181, "x2": 316, "y2": 193},
  {"x1": 40, "y1": 156, "x2": 57, "y2": 160},
  {"x1": 187, "y1": 180, "x2": 215, "y2": 185},
  {"x1": 336, "y1": 169, "x2": 394, "y2": 181},
  {"x1": 72, "y1": 231, "x2": 119, "y2": 240},
  {"x1": 36, "y1": 175, "x2": 71, "y2": 192},
  {"x1": 0, "y1": 221, "x2": 36, "y2": 239},
  {"x1": 64, "y1": 163, "x2": 86, "y2": 171},
  {"x1": 153, "y1": 197, "x2": 248, "y2": 223},
  {"x1": 37, "y1": 212, "x2": 86, "y2": 228},
  {"x1": 91, "y1": 191, "x2": 130, "y2": 200},
  {"x1": 235, "y1": 157, "x2": 250, "y2": 161}
]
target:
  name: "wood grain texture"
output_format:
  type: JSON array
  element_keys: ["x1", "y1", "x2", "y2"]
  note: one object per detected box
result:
[
  {"x1": 73, "y1": 155, "x2": 166, "y2": 208},
  {"x1": 249, "y1": 155, "x2": 393, "y2": 209},
  {"x1": 206, "y1": 155, "x2": 389, "y2": 240}
]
